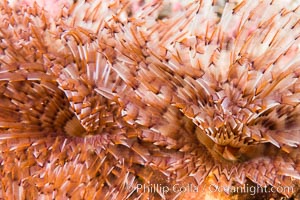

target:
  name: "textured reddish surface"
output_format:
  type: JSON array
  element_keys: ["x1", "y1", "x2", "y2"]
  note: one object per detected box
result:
[{"x1": 0, "y1": 0, "x2": 299, "y2": 199}]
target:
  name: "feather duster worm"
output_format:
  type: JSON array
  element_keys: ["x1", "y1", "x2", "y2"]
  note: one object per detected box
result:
[{"x1": 0, "y1": 0, "x2": 299, "y2": 199}]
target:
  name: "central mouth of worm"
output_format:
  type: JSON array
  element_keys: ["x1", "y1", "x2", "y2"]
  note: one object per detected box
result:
[
  {"x1": 63, "y1": 115, "x2": 87, "y2": 137},
  {"x1": 196, "y1": 128, "x2": 263, "y2": 163}
]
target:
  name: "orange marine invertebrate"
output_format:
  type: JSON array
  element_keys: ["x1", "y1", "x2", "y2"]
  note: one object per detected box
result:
[{"x1": 0, "y1": 0, "x2": 299, "y2": 199}]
